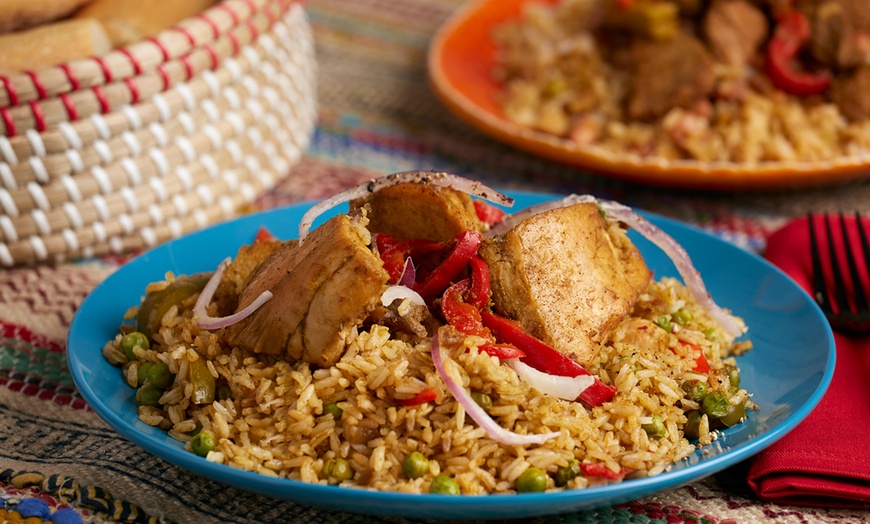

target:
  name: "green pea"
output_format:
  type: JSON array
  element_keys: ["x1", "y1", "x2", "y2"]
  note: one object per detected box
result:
[
  {"x1": 323, "y1": 402, "x2": 343, "y2": 419},
  {"x1": 470, "y1": 392, "x2": 492, "y2": 413},
  {"x1": 703, "y1": 327, "x2": 719, "y2": 341},
  {"x1": 429, "y1": 474, "x2": 460, "y2": 495},
  {"x1": 718, "y1": 402, "x2": 747, "y2": 427},
  {"x1": 136, "y1": 383, "x2": 163, "y2": 407},
  {"x1": 702, "y1": 391, "x2": 731, "y2": 419},
  {"x1": 516, "y1": 467, "x2": 548, "y2": 493},
  {"x1": 137, "y1": 361, "x2": 154, "y2": 384},
  {"x1": 322, "y1": 458, "x2": 353, "y2": 482},
  {"x1": 681, "y1": 380, "x2": 707, "y2": 402},
  {"x1": 684, "y1": 410, "x2": 702, "y2": 439},
  {"x1": 190, "y1": 430, "x2": 216, "y2": 457},
  {"x1": 216, "y1": 384, "x2": 233, "y2": 401},
  {"x1": 554, "y1": 459, "x2": 580, "y2": 487},
  {"x1": 120, "y1": 331, "x2": 149, "y2": 360},
  {"x1": 642, "y1": 414, "x2": 667, "y2": 439},
  {"x1": 402, "y1": 451, "x2": 430, "y2": 479},
  {"x1": 144, "y1": 362, "x2": 172, "y2": 390},
  {"x1": 727, "y1": 367, "x2": 740, "y2": 388},
  {"x1": 672, "y1": 308, "x2": 693, "y2": 325},
  {"x1": 654, "y1": 315, "x2": 672, "y2": 332}
]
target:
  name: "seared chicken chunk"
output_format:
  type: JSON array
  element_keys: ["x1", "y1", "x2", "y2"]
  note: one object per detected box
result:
[
  {"x1": 479, "y1": 203, "x2": 650, "y2": 365},
  {"x1": 350, "y1": 182, "x2": 484, "y2": 243},
  {"x1": 226, "y1": 211, "x2": 389, "y2": 367}
]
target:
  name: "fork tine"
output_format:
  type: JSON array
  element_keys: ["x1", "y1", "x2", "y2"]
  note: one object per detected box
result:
[
  {"x1": 808, "y1": 213, "x2": 833, "y2": 314},
  {"x1": 856, "y1": 212, "x2": 870, "y2": 307},
  {"x1": 824, "y1": 213, "x2": 851, "y2": 315},
  {"x1": 841, "y1": 212, "x2": 870, "y2": 313}
]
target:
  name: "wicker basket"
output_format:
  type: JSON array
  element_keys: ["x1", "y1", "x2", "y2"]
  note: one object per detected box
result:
[{"x1": 0, "y1": 0, "x2": 317, "y2": 267}]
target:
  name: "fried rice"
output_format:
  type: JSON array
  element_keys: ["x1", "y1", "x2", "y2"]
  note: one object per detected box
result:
[{"x1": 104, "y1": 270, "x2": 752, "y2": 494}]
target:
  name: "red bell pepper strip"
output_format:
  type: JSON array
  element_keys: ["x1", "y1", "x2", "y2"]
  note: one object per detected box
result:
[
  {"x1": 376, "y1": 234, "x2": 445, "y2": 283},
  {"x1": 414, "y1": 230, "x2": 482, "y2": 301},
  {"x1": 442, "y1": 279, "x2": 492, "y2": 339},
  {"x1": 473, "y1": 200, "x2": 507, "y2": 227},
  {"x1": 765, "y1": 10, "x2": 830, "y2": 97},
  {"x1": 395, "y1": 388, "x2": 437, "y2": 406},
  {"x1": 254, "y1": 226, "x2": 276, "y2": 243},
  {"x1": 579, "y1": 462, "x2": 632, "y2": 480},
  {"x1": 677, "y1": 341, "x2": 711, "y2": 373},
  {"x1": 467, "y1": 255, "x2": 491, "y2": 310},
  {"x1": 479, "y1": 311, "x2": 617, "y2": 406},
  {"x1": 479, "y1": 343, "x2": 525, "y2": 360}
]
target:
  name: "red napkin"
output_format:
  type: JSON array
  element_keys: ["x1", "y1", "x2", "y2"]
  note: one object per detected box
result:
[{"x1": 747, "y1": 214, "x2": 870, "y2": 508}]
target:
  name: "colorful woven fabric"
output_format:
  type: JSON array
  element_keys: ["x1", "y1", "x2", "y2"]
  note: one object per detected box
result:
[{"x1": 3, "y1": 0, "x2": 870, "y2": 523}]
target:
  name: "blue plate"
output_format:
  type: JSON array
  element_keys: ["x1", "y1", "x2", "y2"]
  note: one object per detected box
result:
[{"x1": 67, "y1": 191, "x2": 835, "y2": 520}]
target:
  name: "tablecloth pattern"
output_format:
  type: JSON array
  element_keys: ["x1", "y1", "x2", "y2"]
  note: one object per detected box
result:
[{"x1": 3, "y1": 1, "x2": 870, "y2": 522}]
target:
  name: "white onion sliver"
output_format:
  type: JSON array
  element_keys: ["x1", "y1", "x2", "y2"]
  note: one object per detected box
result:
[
  {"x1": 597, "y1": 199, "x2": 745, "y2": 339},
  {"x1": 380, "y1": 285, "x2": 425, "y2": 308},
  {"x1": 298, "y1": 171, "x2": 515, "y2": 242},
  {"x1": 431, "y1": 329, "x2": 560, "y2": 446},
  {"x1": 506, "y1": 358, "x2": 594, "y2": 401},
  {"x1": 193, "y1": 257, "x2": 273, "y2": 330}
]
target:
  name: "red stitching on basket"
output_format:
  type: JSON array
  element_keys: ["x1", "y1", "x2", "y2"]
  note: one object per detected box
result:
[
  {"x1": 92, "y1": 85, "x2": 111, "y2": 114},
  {"x1": 173, "y1": 26, "x2": 197, "y2": 47},
  {"x1": 1, "y1": 75, "x2": 19, "y2": 106},
  {"x1": 91, "y1": 56, "x2": 113, "y2": 83},
  {"x1": 59, "y1": 63, "x2": 80, "y2": 91},
  {"x1": 197, "y1": 13, "x2": 221, "y2": 39},
  {"x1": 204, "y1": 44, "x2": 220, "y2": 70},
  {"x1": 125, "y1": 77, "x2": 140, "y2": 104},
  {"x1": 24, "y1": 71, "x2": 48, "y2": 99},
  {"x1": 215, "y1": 2, "x2": 240, "y2": 25},
  {"x1": 227, "y1": 31, "x2": 241, "y2": 56},
  {"x1": 180, "y1": 55, "x2": 194, "y2": 81},
  {"x1": 246, "y1": 19, "x2": 260, "y2": 42},
  {"x1": 29, "y1": 100, "x2": 46, "y2": 132},
  {"x1": 157, "y1": 65, "x2": 170, "y2": 91},
  {"x1": 118, "y1": 47, "x2": 143, "y2": 75},
  {"x1": 239, "y1": 0, "x2": 257, "y2": 14},
  {"x1": 59, "y1": 93, "x2": 79, "y2": 121},
  {"x1": 1, "y1": 107, "x2": 16, "y2": 137},
  {"x1": 147, "y1": 36, "x2": 170, "y2": 62}
]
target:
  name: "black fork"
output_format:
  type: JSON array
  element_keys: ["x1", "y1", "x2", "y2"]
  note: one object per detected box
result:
[{"x1": 808, "y1": 212, "x2": 870, "y2": 333}]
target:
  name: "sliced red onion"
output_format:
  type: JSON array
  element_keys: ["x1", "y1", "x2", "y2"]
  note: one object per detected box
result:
[
  {"x1": 298, "y1": 171, "x2": 515, "y2": 242},
  {"x1": 505, "y1": 358, "x2": 594, "y2": 401},
  {"x1": 193, "y1": 258, "x2": 273, "y2": 330},
  {"x1": 380, "y1": 285, "x2": 425, "y2": 308},
  {"x1": 398, "y1": 257, "x2": 416, "y2": 288},
  {"x1": 597, "y1": 199, "x2": 745, "y2": 340},
  {"x1": 486, "y1": 194, "x2": 597, "y2": 237},
  {"x1": 431, "y1": 329, "x2": 561, "y2": 446}
]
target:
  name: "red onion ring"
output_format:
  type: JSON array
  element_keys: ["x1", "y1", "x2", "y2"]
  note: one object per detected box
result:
[
  {"x1": 431, "y1": 328, "x2": 561, "y2": 446},
  {"x1": 380, "y1": 285, "x2": 425, "y2": 308},
  {"x1": 193, "y1": 258, "x2": 273, "y2": 330},
  {"x1": 398, "y1": 257, "x2": 416, "y2": 288},
  {"x1": 298, "y1": 171, "x2": 515, "y2": 242}
]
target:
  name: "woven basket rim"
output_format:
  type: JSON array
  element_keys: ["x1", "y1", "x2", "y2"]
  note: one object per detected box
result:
[
  {"x1": 0, "y1": 20, "x2": 292, "y2": 181},
  {"x1": 0, "y1": 0, "x2": 299, "y2": 138},
  {"x1": 0, "y1": 2, "x2": 317, "y2": 267}
]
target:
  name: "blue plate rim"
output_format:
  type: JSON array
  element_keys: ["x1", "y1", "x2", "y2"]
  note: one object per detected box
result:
[{"x1": 67, "y1": 190, "x2": 836, "y2": 519}]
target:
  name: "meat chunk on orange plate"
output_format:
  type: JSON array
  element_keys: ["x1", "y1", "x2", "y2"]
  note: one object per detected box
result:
[
  {"x1": 226, "y1": 211, "x2": 389, "y2": 367},
  {"x1": 350, "y1": 182, "x2": 484, "y2": 243},
  {"x1": 479, "y1": 203, "x2": 650, "y2": 366}
]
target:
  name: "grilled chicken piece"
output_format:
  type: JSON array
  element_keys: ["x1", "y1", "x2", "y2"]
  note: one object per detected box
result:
[
  {"x1": 214, "y1": 238, "x2": 286, "y2": 315},
  {"x1": 702, "y1": 0, "x2": 769, "y2": 69},
  {"x1": 479, "y1": 203, "x2": 650, "y2": 365},
  {"x1": 226, "y1": 211, "x2": 389, "y2": 367},
  {"x1": 350, "y1": 182, "x2": 484, "y2": 243}
]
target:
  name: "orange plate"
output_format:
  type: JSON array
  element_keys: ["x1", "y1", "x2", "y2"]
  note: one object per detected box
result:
[{"x1": 427, "y1": 0, "x2": 870, "y2": 191}]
